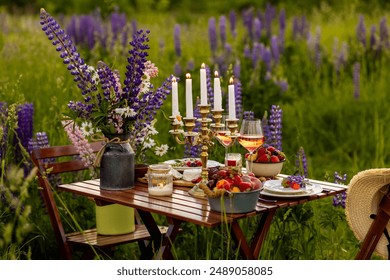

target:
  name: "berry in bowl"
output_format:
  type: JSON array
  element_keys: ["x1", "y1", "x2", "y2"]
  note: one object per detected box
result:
[
  {"x1": 245, "y1": 145, "x2": 286, "y2": 178},
  {"x1": 200, "y1": 167, "x2": 262, "y2": 213}
]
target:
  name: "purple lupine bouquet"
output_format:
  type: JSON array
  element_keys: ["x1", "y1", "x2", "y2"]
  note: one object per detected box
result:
[{"x1": 39, "y1": 9, "x2": 172, "y2": 160}]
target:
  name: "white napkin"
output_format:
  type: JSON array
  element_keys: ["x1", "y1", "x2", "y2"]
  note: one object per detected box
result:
[{"x1": 182, "y1": 169, "x2": 201, "y2": 182}]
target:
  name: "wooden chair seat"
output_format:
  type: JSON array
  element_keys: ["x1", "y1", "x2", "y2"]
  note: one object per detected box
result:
[{"x1": 66, "y1": 225, "x2": 168, "y2": 247}]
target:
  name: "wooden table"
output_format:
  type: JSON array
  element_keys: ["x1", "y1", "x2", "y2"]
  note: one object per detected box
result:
[{"x1": 57, "y1": 175, "x2": 348, "y2": 260}]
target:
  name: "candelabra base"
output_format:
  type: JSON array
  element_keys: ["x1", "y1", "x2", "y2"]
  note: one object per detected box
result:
[{"x1": 188, "y1": 183, "x2": 207, "y2": 197}]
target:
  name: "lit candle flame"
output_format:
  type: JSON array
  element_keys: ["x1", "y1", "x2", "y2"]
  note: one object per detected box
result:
[
  {"x1": 214, "y1": 71, "x2": 219, "y2": 78},
  {"x1": 201, "y1": 63, "x2": 205, "y2": 69},
  {"x1": 186, "y1": 73, "x2": 191, "y2": 79},
  {"x1": 172, "y1": 76, "x2": 177, "y2": 83},
  {"x1": 158, "y1": 183, "x2": 164, "y2": 189},
  {"x1": 229, "y1": 77, "x2": 234, "y2": 84}
]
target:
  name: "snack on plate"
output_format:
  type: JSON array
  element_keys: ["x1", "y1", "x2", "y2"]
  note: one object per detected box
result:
[
  {"x1": 170, "y1": 158, "x2": 202, "y2": 168},
  {"x1": 281, "y1": 174, "x2": 307, "y2": 190}
]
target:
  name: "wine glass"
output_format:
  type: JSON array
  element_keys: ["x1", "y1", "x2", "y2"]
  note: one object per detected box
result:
[
  {"x1": 214, "y1": 114, "x2": 233, "y2": 153},
  {"x1": 238, "y1": 118, "x2": 265, "y2": 174}
]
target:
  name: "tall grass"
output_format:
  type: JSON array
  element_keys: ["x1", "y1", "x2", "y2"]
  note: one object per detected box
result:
[{"x1": 1, "y1": 3, "x2": 390, "y2": 259}]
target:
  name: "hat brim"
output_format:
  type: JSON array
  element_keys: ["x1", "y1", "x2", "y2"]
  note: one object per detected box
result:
[{"x1": 346, "y1": 168, "x2": 390, "y2": 259}]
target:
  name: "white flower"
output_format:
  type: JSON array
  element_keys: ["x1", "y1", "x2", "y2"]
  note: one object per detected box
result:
[
  {"x1": 80, "y1": 121, "x2": 94, "y2": 137},
  {"x1": 124, "y1": 107, "x2": 137, "y2": 118},
  {"x1": 155, "y1": 144, "x2": 169, "y2": 156},
  {"x1": 143, "y1": 138, "x2": 156, "y2": 149},
  {"x1": 87, "y1": 65, "x2": 99, "y2": 85}
]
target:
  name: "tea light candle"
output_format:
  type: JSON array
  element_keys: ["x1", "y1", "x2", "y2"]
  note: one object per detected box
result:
[
  {"x1": 213, "y1": 71, "x2": 222, "y2": 111},
  {"x1": 172, "y1": 76, "x2": 179, "y2": 116},
  {"x1": 185, "y1": 73, "x2": 194, "y2": 118},
  {"x1": 228, "y1": 77, "x2": 236, "y2": 119},
  {"x1": 148, "y1": 183, "x2": 173, "y2": 196},
  {"x1": 200, "y1": 63, "x2": 207, "y2": 105}
]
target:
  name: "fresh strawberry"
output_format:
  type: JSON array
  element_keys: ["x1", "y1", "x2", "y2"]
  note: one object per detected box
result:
[
  {"x1": 191, "y1": 177, "x2": 202, "y2": 183},
  {"x1": 238, "y1": 181, "x2": 252, "y2": 192},
  {"x1": 291, "y1": 182, "x2": 300, "y2": 190},
  {"x1": 267, "y1": 146, "x2": 275, "y2": 153},
  {"x1": 217, "y1": 169, "x2": 228, "y2": 178},
  {"x1": 270, "y1": 155, "x2": 280, "y2": 163},
  {"x1": 257, "y1": 147, "x2": 267, "y2": 155},
  {"x1": 186, "y1": 161, "x2": 192, "y2": 167},
  {"x1": 226, "y1": 177, "x2": 234, "y2": 186},
  {"x1": 233, "y1": 174, "x2": 243, "y2": 186},
  {"x1": 257, "y1": 154, "x2": 270, "y2": 163}
]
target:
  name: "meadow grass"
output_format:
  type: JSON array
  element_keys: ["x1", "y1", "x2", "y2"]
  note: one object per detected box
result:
[{"x1": 1, "y1": 3, "x2": 390, "y2": 259}]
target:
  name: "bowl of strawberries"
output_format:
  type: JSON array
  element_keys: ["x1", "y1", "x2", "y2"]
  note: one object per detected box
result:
[
  {"x1": 245, "y1": 145, "x2": 286, "y2": 178},
  {"x1": 200, "y1": 167, "x2": 262, "y2": 213}
]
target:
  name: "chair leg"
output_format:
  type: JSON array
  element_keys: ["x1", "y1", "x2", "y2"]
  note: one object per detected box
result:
[{"x1": 356, "y1": 190, "x2": 390, "y2": 260}]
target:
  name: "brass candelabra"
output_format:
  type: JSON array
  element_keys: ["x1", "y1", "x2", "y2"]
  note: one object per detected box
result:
[{"x1": 170, "y1": 104, "x2": 239, "y2": 197}]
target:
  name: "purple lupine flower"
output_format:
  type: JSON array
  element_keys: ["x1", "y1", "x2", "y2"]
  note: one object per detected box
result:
[
  {"x1": 353, "y1": 62, "x2": 361, "y2": 99},
  {"x1": 187, "y1": 59, "x2": 195, "y2": 71},
  {"x1": 219, "y1": 15, "x2": 227, "y2": 45},
  {"x1": 174, "y1": 62, "x2": 182, "y2": 76},
  {"x1": 253, "y1": 17, "x2": 262, "y2": 41},
  {"x1": 274, "y1": 79, "x2": 288, "y2": 92},
  {"x1": 234, "y1": 78, "x2": 243, "y2": 119},
  {"x1": 268, "y1": 105, "x2": 283, "y2": 150},
  {"x1": 131, "y1": 20, "x2": 137, "y2": 36},
  {"x1": 251, "y1": 42, "x2": 262, "y2": 68},
  {"x1": 333, "y1": 172, "x2": 347, "y2": 208},
  {"x1": 264, "y1": 3, "x2": 276, "y2": 38},
  {"x1": 40, "y1": 9, "x2": 98, "y2": 102},
  {"x1": 208, "y1": 17, "x2": 217, "y2": 55},
  {"x1": 270, "y1": 35, "x2": 280, "y2": 64},
  {"x1": 242, "y1": 8, "x2": 254, "y2": 40},
  {"x1": 356, "y1": 15, "x2": 366, "y2": 48},
  {"x1": 229, "y1": 10, "x2": 237, "y2": 38},
  {"x1": 293, "y1": 16, "x2": 310, "y2": 41},
  {"x1": 379, "y1": 17, "x2": 389, "y2": 50},
  {"x1": 28, "y1": 132, "x2": 50, "y2": 154},
  {"x1": 16, "y1": 103, "x2": 34, "y2": 150},
  {"x1": 261, "y1": 113, "x2": 271, "y2": 141},
  {"x1": 295, "y1": 146, "x2": 308, "y2": 177},
  {"x1": 370, "y1": 25, "x2": 377, "y2": 50},
  {"x1": 262, "y1": 46, "x2": 272, "y2": 72},
  {"x1": 244, "y1": 44, "x2": 251, "y2": 58},
  {"x1": 205, "y1": 65, "x2": 214, "y2": 109},
  {"x1": 110, "y1": 11, "x2": 127, "y2": 41},
  {"x1": 174, "y1": 24, "x2": 181, "y2": 57},
  {"x1": 233, "y1": 59, "x2": 241, "y2": 79},
  {"x1": 243, "y1": 111, "x2": 255, "y2": 120},
  {"x1": 97, "y1": 61, "x2": 122, "y2": 102}
]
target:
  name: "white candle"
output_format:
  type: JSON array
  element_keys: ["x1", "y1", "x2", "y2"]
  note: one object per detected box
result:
[
  {"x1": 200, "y1": 63, "x2": 207, "y2": 105},
  {"x1": 185, "y1": 73, "x2": 194, "y2": 118},
  {"x1": 172, "y1": 77, "x2": 179, "y2": 116},
  {"x1": 228, "y1": 77, "x2": 236, "y2": 119},
  {"x1": 213, "y1": 71, "x2": 222, "y2": 111}
]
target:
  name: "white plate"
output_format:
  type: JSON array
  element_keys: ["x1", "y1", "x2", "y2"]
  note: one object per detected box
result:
[
  {"x1": 261, "y1": 179, "x2": 323, "y2": 198},
  {"x1": 164, "y1": 158, "x2": 223, "y2": 171}
]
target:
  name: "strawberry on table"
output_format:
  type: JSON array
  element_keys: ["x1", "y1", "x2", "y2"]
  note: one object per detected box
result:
[{"x1": 270, "y1": 155, "x2": 280, "y2": 162}]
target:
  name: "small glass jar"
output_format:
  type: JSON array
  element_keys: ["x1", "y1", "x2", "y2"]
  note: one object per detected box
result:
[
  {"x1": 148, "y1": 164, "x2": 173, "y2": 196},
  {"x1": 225, "y1": 153, "x2": 242, "y2": 171}
]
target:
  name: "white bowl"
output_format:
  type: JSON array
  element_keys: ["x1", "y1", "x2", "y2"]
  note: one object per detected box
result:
[{"x1": 246, "y1": 160, "x2": 284, "y2": 177}]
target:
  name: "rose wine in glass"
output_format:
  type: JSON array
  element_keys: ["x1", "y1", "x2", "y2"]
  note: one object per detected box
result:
[
  {"x1": 214, "y1": 114, "x2": 233, "y2": 153},
  {"x1": 238, "y1": 118, "x2": 264, "y2": 174}
]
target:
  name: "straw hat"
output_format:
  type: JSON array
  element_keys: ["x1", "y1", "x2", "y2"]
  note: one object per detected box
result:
[{"x1": 345, "y1": 168, "x2": 390, "y2": 259}]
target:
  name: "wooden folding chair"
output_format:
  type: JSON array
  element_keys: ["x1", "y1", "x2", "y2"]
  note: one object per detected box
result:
[
  {"x1": 356, "y1": 188, "x2": 390, "y2": 260},
  {"x1": 31, "y1": 142, "x2": 165, "y2": 259}
]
